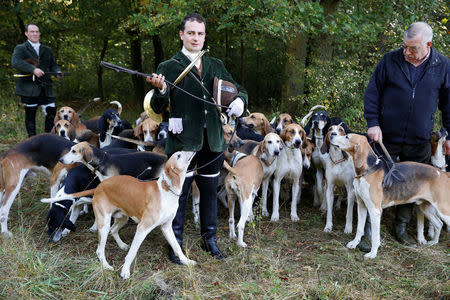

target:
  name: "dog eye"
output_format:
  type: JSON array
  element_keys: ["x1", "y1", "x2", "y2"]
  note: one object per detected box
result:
[
  {"x1": 268, "y1": 141, "x2": 272, "y2": 144},
  {"x1": 290, "y1": 130, "x2": 294, "y2": 134},
  {"x1": 65, "y1": 124, "x2": 69, "y2": 128},
  {"x1": 71, "y1": 149, "x2": 76, "y2": 153},
  {"x1": 250, "y1": 115, "x2": 255, "y2": 119}
]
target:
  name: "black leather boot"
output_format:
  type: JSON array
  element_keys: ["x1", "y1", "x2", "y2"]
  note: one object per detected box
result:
[
  {"x1": 168, "y1": 175, "x2": 194, "y2": 265},
  {"x1": 45, "y1": 106, "x2": 57, "y2": 132},
  {"x1": 394, "y1": 204, "x2": 417, "y2": 247},
  {"x1": 357, "y1": 216, "x2": 372, "y2": 253},
  {"x1": 196, "y1": 175, "x2": 226, "y2": 259},
  {"x1": 24, "y1": 106, "x2": 37, "y2": 137}
]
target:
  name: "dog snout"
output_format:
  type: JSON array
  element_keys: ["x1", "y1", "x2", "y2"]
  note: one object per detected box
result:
[
  {"x1": 294, "y1": 139, "x2": 301, "y2": 148},
  {"x1": 274, "y1": 150, "x2": 280, "y2": 156},
  {"x1": 63, "y1": 115, "x2": 69, "y2": 121},
  {"x1": 276, "y1": 128, "x2": 281, "y2": 134}
]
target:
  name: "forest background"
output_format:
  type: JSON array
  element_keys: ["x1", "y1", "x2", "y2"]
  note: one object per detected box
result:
[{"x1": 0, "y1": 0, "x2": 448, "y2": 129}]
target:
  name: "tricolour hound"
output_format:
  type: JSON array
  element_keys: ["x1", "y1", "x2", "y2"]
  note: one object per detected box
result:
[
  {"x1": 330, "y1": 133, "x2": 450, "y2": 258},
  {"x1": 44, "y1": 151, "x2": 196, "y2": 279},
  {"x1": 319, "y1": 125, "x2": 355, "y2": 233},
  {"x1": 274, "y1": 113, "x2": 294, "y2": 135},
  {"x1": 270, "y1": 124, "x2": 308, "y2": 222},
  {"x1": 0, "y1": 134, "x2": 74, "y2": 236},
  {"x1": 54, "y1": 106, "x2": 87, "y2": 135}
]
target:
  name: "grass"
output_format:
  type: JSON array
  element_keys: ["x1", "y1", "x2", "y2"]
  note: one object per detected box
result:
[{"x1": 0, "y1": 92, "x2": 449, "y2": 299}]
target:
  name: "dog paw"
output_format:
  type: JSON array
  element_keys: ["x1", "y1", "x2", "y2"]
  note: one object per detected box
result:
[
  {"x1": 229, "y1": 231, "x2": 236, "y2": 239},
  {"x1": 346, "y1": 240, "x2": 358, "y2": 249},
  {"x1": 426, "y1": 240, "x2": 438, "y2": 246},
  {"x1": 1, "y1": 231, "x2": 12, "y2": 238},
  {"x1": 344, "y1": 226, "x2": 352, "y2": 234},
  {"x1": 103, "y1": 263, "x2": 114, "y2": 271},
  {"x1": 270, "y1": 214, "x2": 279, "y2": 222},
  {"x1": 323, "y1": 225, "x2": 332, "y2": 233},
  {"x1": 89, "y1": 225, "x2": 97, "y2": 232},
  {"x1": 262, "y1": 210, "x2": 269, "y2": 217},
  {"x1": 185, "y1": 259, "x2": 197, "y2": 266},
  {"x1": 119, "y1": 243, "x2": 129, "y2": 251},
  {"x1": 364, "y1": 252, "x2": 377, "y2": 259},
  {"x1": 120, "y1": 269, "x2": 131, "y2": 280},
  {"x1": 290, "y1": 214, "x2": 300, "y2": 222},
  {"x1": 319, "y1": 204, "x2": 327, "y2": 213},
  {"x1": 61, "y1": 229, "x2": 70, "y2": 237},
  {"x1": 237, "y1": 241, "x2": 247, "y2": 248},
  {"x1": 417, "y1": 238, "x2": 427, "y2": 245}
]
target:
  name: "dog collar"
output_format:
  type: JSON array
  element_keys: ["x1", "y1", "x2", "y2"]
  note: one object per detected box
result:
[{"x1": 161, "y1": 174, "x2": 181, "y2": 197}]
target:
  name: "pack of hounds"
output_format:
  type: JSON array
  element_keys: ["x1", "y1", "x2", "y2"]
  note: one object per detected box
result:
[{"x1": 0, "y1": 102, "x2": 449, "y2": 279}]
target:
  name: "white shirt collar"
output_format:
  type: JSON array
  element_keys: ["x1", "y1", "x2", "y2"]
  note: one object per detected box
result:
[
  {"x1": 28, "y1": 40, "x2": 40, "y2": 54},
  {"x1": 181, "y1": 46, "x2": 201, "y2": 68}
]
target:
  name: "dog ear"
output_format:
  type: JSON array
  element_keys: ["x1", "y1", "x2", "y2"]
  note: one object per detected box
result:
[
  {"x1": 68, "y1": 127, "x2": 77, "y2": 141},
  {"x1": 71, "y1": 112, "x2": 81, "y2": 125},
  {"x1": 279, "y1": 128, "x2": 286, "y2": 142},
  {"x1": 98, "y1": 115, "x2": 107, "y2": 142},
  {"x1": 262, "y1": 118, "x2": 273, "y2": 135},
  {"x1": 50, "y1": 124, "x2": 57, "y2": 134},
  {"x1": 354, "y1": 144, "x2": 365, "y2": 172},
  {"x1": 63, "y1": 218, "x2": 76, "y2": 232},
  {"x1": 80, "y1": 144, "x2": 93, "y2": 163},
  {"x1": 133, "y1": 123, "x2": 143, "y2": 138},
  {"x1": 320, "y1": 132, "x2": 330, "y2": 154},
  {"x1": 53, "y1": 111, "x2": 61, "y2": 123}
]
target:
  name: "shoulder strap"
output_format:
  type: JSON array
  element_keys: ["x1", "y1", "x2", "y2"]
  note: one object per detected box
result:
[{"x1": 170, "y1": 58, "x2": 212, "y2": 98}]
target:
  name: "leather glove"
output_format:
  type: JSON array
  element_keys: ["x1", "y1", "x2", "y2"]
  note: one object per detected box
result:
[
  {"x1": 168, "y1": 118, "x2": 183, "y2": 134},
  {"x1": 227, "y1": 98, "x2": 244, "y2": 118}
]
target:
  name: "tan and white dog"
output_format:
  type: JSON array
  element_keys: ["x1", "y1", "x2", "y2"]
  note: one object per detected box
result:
[
  {"x1": 224, "y1": 150, "x2": 263, "y2": 247},
  {"x1": 43, "y1": 151, "x2": 196, "y2": 279},
  {"x1": 270, "y1": 124, "x2": 307, "y2": 222},
  {"x1": 241, "y1": 112, "x2": 274, "y2": 136},
  {"x1": 331, "y1": 133, "x2": 450, "y2": 258}
]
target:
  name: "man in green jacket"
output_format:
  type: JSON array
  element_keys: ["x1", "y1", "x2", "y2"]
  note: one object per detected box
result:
[
  {"x1": 12, "y1": 23, "x2": 62, "y2": 137},
  {"x1": 147, "y1": 13, "x2": 248, "y2": 263}
]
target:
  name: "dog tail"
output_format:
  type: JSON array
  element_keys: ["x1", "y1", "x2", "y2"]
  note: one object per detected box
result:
[
  {"x1": 40, "y1": 189, "x2": 96, "y2": 204},
  {"x1": 110, "y1": 101, "x2": 122, "y2": 115},
  {"x1": 223, "y1": 161, "x2": 237, "y2": 175}
]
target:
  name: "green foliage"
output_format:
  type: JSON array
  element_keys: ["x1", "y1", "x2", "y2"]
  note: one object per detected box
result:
[{"x1": 0, "y1": 0, "x2": 447, "y2": 127}]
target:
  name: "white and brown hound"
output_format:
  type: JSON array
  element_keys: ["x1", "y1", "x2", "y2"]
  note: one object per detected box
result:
[
  {"x1": 0, "y1": 134, "x2": 75, "y2": 236},
  {"x1": 270, "y1": 124, "x2": 307, "y2": 222},
  {"x1": 320, "y1": 125, "x2": 355, "y2": 233},
  {"x1": 241, "y1": 112, "x2": 274, "y2": 136},
  {"x1": 331, "y1": 133, "x2": 450, "y2": 258},
  {"x1": 224, "y1": 149, "x2": 263, "y2": 247},
  {"x1": 44, "y1": 151, "x2": 196, "y2": 279},
  {"x1": 252, "y1": 132, "x2": 283, "y2": 221}
]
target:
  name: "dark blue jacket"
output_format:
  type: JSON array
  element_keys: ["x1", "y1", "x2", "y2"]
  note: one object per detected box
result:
[{"x1": 364, "y1": 48, "x2": 450, "y2": 144}]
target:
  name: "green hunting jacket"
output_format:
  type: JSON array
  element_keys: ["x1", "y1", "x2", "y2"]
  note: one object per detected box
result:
[
  {"x1": 11, "y1": 41, "x2": 60, "y2": 98},
  {"x1": 150, "y1": 51, "x2": 248, "y2": 154}
]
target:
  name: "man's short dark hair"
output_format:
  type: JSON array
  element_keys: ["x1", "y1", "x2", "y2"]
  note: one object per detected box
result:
[
  {"x1": 25, "y1": 23, "x2": 39, "y2": 32},
  {"x1": 180, "y1": 13, "x2": 206, "y2": 32}
]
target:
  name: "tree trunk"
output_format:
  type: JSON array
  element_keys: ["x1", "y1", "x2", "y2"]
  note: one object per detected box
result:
[
  {"x1": 97, "y1": 37, "x2": 108, "y2": 100},
  {"x1": 281, "y1": 32, "x2": 308, "y2": 113},
  {"x1": 128, "y1": 29, "x2": 145, "y2": 106},
  {"x1": 152, "y1": 34, "x2": 164, "y2": 70},
  {"x1": 313, "y1": 0, "x2": 340, "y2": 61}
]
